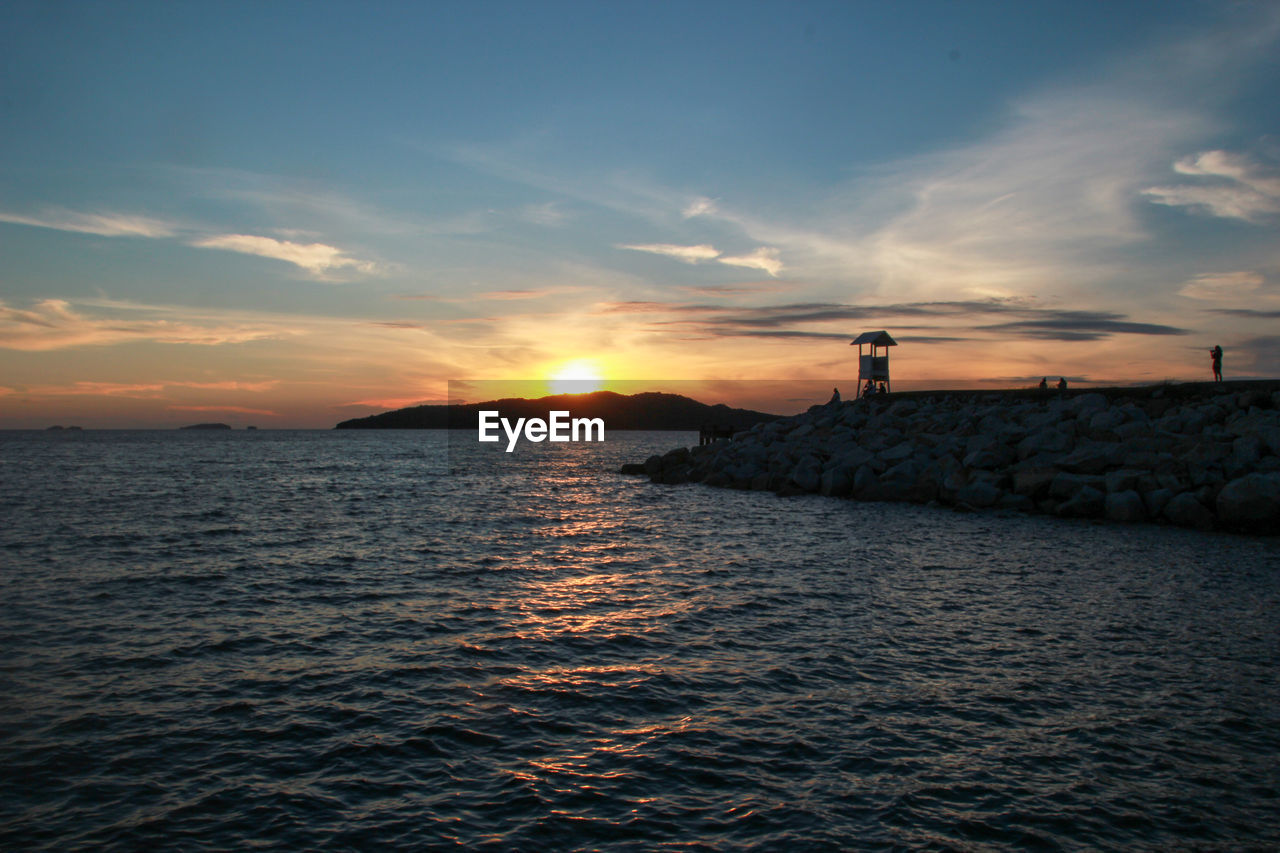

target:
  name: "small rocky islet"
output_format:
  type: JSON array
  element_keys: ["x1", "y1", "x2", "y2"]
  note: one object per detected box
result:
[{"x1": 621, "y1": 382, "x2": 1280, "y2": 534}]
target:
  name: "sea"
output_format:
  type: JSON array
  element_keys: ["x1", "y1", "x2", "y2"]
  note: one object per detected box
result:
[{"x1": 2, "y1": 428, "x2": 1278, "y2": 851}]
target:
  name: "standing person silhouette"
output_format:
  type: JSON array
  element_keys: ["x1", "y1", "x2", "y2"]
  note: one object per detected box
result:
[{"x1": 1211, "y1": 345, "x2": 1223, "y2": 382}]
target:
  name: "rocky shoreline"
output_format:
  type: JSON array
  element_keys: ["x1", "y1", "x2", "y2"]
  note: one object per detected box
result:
[{"x1": 621, "y1": 381, "x2": 1280, "y2": 534}]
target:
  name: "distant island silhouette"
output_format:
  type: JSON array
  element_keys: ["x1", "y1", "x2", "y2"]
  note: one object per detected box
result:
[
  {"x1": 180, "y1": 423, "x2": 232, "y2": 430},
  {"x1": 334, "y1": 390, "x2": 782, "y2": 431}
]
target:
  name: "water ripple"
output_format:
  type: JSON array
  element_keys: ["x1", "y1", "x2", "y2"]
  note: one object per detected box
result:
[{"x1": 1, "y1": 430, "x2": 1278, "y2": 849}]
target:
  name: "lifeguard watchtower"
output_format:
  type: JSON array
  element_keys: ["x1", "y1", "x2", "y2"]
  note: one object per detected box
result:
[{"x1": 851, "y1": 330, "x2": 897, "y2": 397}]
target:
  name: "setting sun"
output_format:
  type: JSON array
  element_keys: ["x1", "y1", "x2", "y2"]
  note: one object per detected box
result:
[{"x1": 548, "y1": 360, "x2": 606, "y2": 395}]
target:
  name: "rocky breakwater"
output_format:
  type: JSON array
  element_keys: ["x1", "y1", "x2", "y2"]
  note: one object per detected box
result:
[{"x1": 621, "y1": 384, "x2": 1280, "y2": 533}]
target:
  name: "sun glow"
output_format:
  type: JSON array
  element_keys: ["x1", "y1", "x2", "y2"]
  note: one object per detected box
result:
[{"x1": 547, "y1": 360, "x2": 606, "y2": 395}]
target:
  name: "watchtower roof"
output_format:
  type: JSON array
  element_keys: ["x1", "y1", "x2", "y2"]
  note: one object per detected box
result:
[{"x1": 850, "y1": 330, "x2": 897, "y2": 347}]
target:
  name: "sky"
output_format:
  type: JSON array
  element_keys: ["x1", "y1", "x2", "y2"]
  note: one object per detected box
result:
[{"x1": 2, "y1": 0, "x2": 1279, "y2": 427}]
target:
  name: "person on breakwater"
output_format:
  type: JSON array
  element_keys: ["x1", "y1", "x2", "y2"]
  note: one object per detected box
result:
[
  {"x1": 1211, "y1": 345, "x2": 1223, "y2": 382},
  {"x1": 862, "y1": 379, "x2": 876, "y2": 398},
  {"x1": 1039, "y1": 377, "x2": 1048, "y2": 391},
  {"x1": 828, "y1": 387, "x2": 841, "y2": 404},
  {"x1": 1057, "y1": 377, "x2": 1068, "y2": 393}
]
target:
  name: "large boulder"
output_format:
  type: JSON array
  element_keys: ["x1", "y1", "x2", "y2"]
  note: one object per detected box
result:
[
  {"x1": 1017, "y1": 428, "x2": 1074, "y2": 460},
  {"x1": 1058, "y1": 442, "x2": 1123, "y2": 475},
  {"x1": 1216, "y1": 473, "x2": 1280, "y2": 532},
  {"x1": 819, "y1": 467, "x2": 853, "y2": 497},
  {"x1": 956, "y1": 481, "x2": 1003, "y2": 508},
  {"x1": 1049, "y1": 472, "x2": 1106, "y2": 502},
  {"x1": 1070, "y1": 393, "x2": 1109, "y2": 417},
  {"x1": 1105, "y1": 490, "x2": 1147, "y2": 523},
  {"x1": 1012, "y1": 466, "x2": 1057, "y2": 499},
  {"x1": 1163, "y1": 493, "x2": 1215, "y2": 530},
  {"x1": 789, "y1": 455, "x2": 824, "y2": 493},
  {"x1": 1057, "y1": 486, "x2": 1105, "y2": 518}
]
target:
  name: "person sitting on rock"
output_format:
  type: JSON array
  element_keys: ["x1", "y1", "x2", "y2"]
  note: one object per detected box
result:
[
  {"x1": 1057, "y1": 377, "x2": 1067, "y2": 392},
  {"x1": 828, "y1": 387, "x2": 840, "y2": 404},
  {"x1": 863, "y1": 379, "x2": 876, "y2": 398},
  {"x1": 1039, "y1": 377, "x2": 1048, "y2": 390},
  {"x1": 877, "y1": 382, "x2": 887, "y2": 395}
]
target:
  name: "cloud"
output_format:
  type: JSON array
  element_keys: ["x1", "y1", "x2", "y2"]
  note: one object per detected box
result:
[
  {"x1": 191, "y1": 234, "x2": 378, "y2": 276},
  {"x1": 595, "y1": 297, "x2": 1186, "y2": 343},
  {"x1": 717, "y1": 247, "x2": 783, "y2": 277},
  {"x1": 679, "y1": 283, "x2": 788, "y2": 296},
  {"x1": 0, "y1": 298, "x2": 288, "y2": 351},
  {"x1": 682, "y1": 197, "x2": 718, "y2": 218},
  {"x1": 519, "y1": 202, "x2": 567, "y2": 226},
  {"x1": 0, "y1": 208, "x2": 177, "y2": 238},
  {"x1": 1209, "y1": 307, "x2": 1280, "y2": 319},
  {"x1": 977, "y1": 312, "x2": 1189, "y2": 341},
  {"x1": 618, "y1": 243, "x2": 722, "y2": 264},
  {"x1": 168, "y1": 405, "x2": 280, "y2": 417},
  {"x1": 1143, "y1": 150, "x2": 1280, "y2": 221},
  {"x1": 1178, "y1": 271, "x2": 1265, "y2": 300},
  {"x1": 0, "y1": 201, "x2": 381, "y2": 279},
  {"x1": 618, "y1": 242, "x2": 783, "y2": 275},
  {"x1": 26, "y1": 381, "x2": 167, "y2": 398},
  {"x1": 1232, "y1": 335, "x2": 1280, "y2": 377}
]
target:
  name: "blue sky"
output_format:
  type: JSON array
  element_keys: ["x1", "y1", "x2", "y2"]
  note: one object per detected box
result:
[{"x1": 2, "y1": 0, "x2": 1278, "y2": 426}]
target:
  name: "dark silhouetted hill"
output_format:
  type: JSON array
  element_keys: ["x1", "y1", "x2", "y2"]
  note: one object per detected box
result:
[{"x1": 334, "y1": 391, "x2": 782, "y2": 430}]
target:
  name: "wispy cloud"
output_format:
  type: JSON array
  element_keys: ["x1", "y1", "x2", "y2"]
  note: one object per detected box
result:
[
  {"x1": 618, "y1": 242, "x2": 783, "y2": 276},
  {"x1": 717, "y1": 247, "x2": 782, "y2": 277},
  {"x1": 1143, "y1": 150, "x2": 1280, "y2": 221},
  {"x1": 976, "y1": 312, "x2": 1188, "y2": 341},
  {"x1": 0, "y1": 298, "x2": 288, "y2": 351},
  {"x1": 618, "y1": 243, "x2": 721, "y2": 264},
  {"x1": 0, "y1": 199, "x2": 382, "y2": 280},
  {"x1": 0, "y1": 208, "x2": 177, "y2": 238},
  {"x1": 1178, "y1": 270, "x2": 1266, "y2": 300},
  {"x1": 191, "y1": 234, "x2": 378, "y2": 276},
  {"x1": 167, "y1": 405, "x2": 280, "y2": 417},
  {"x1": 593, "y1": 298, "x2": 1187, "y2": 342},
  {"x1": 682, "y1": 197, "x2": 718, "y2": 218}
]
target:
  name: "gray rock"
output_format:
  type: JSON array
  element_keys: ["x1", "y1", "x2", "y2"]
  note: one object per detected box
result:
[
  {"x1": 1017, "y1": 428, "x2": 1073, "y2": 459},
  {"x1": 1216, "y1": 473, "x2": 1280, "y2": 531},
  {"x1": 1089, "y1": 408, "x2": 1126, "y2": 434},
  {"x1": 703, "y1": 471, "x2": 732, "y2": 488},
  {"x1": 1057, "y1": 486, "x2": 1105, "y2": 518},
  {"x1": 1163, "y1": 493, "x2": 1215, "y2": 530},
  {"x1": 879, "y1": 460, "x2": 924, "y2": 502},
  {"x1": 831, "y1": 446, "x2": 875, "y2": 470},
  {"x1": 1105, "y1": 490, "x2": 1147, "y2": 523},
  {"x1": 1012, "y1": 467, "x2": 1057, "y2": 499},
  {"x1": 852, "y1": 464, "x2": 881, "y2": 500},
  {"x1": 1143, "y1": 488, "x2": 1174, "y2": 518},
  {"x1": 963, "y1": 444, "x2": 1016, "y2": 470},
  {"x1": 1050, "y1": 472, "x2": 1105, "y2": 501},
  {"x1": 881, "y1": 440, "x2": 917, "y2": 463},
  {"x1": 790, "y1": 456, "x2": 823, "y2": 493},
  {"x1": 956, "y1": 481, "x2": 1003, "y2": 508},
  {"x1": 820, "y1": 467, "x2": 853, "y2": 497},
  {"x1": 1104, "y1": 469, "x2": 1144, "y2": 494},
  {"x1": 1058, "y1": 442, "x2": 1123, "y2": 475},
  {"x1": 1070, "y1": 393, "x2": 1109, "y2": 417}
]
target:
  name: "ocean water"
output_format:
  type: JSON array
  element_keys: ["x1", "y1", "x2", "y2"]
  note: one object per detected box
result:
[{"x1": 2, "y1": 429, "x2": 1278, "y2": 850}]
